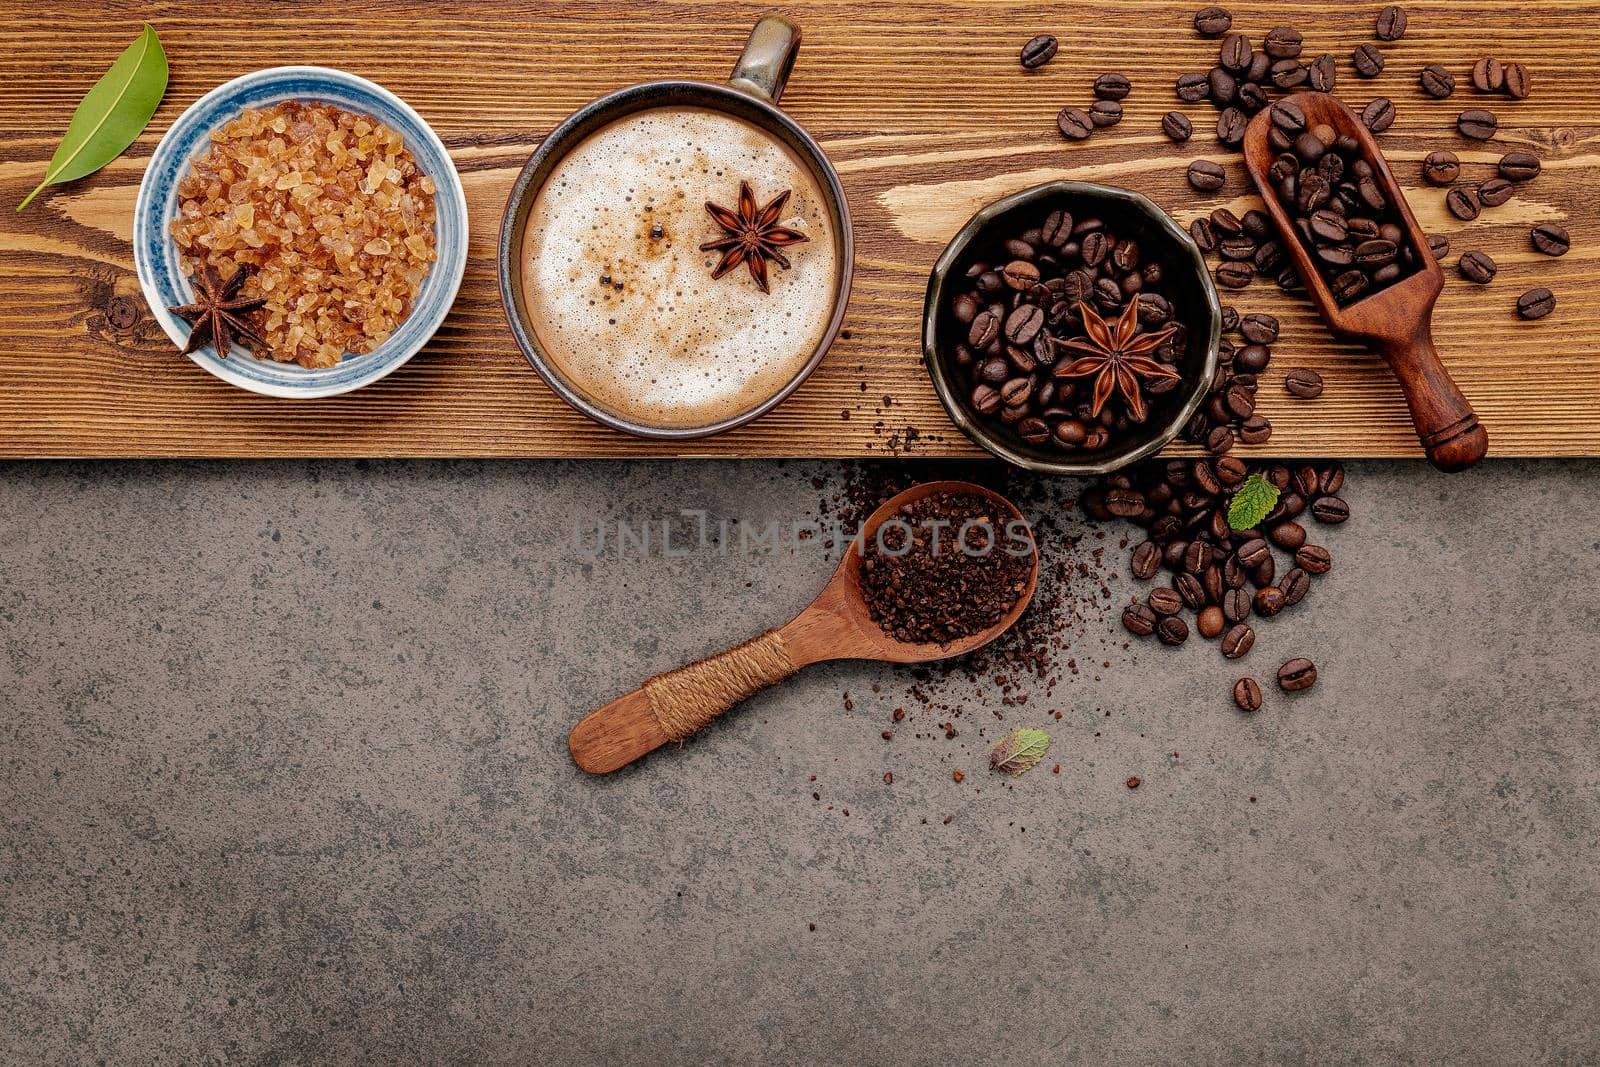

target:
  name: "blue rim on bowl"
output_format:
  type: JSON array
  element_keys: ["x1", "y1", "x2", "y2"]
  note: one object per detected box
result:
[
  {"x1": 923, "y1": 181, "x2": 1221, "y2": 476},
  {"x1": 133, "y1": 66, "x2": 468, "y2": 399}
]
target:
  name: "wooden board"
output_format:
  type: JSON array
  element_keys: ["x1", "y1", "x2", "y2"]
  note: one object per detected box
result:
[{"x1": 2, "y1": 1, "x2": 1597, "y2": 459}]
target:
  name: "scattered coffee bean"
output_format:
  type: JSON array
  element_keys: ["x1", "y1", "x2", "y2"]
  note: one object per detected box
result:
[
  {"x1": 1194, "y1": 6, "x2": 1233, "y2": 36},
  {"x1": 1284, "y1": 367, "x2": 1324, "y2": 398},
  {"x1": 1517, "y1": 287, "x2": 1556, "y2": 320},
  {"x1": 1163, "y1": 112, "x2": 1194, "y2": 142},
  {"x1": 1503, "y1": 61, "x2": 1531, "y2": 100},
  {"x1": 1310, "y1": 496, "x2": 1350, "y2": 524},
  {"x1": 1277, "y1": 657, "x2": 1318, "y2": 691},
  {"x1": 1422, "y1": 150, "x2": 1459, "y2": 185},
  {"x1": 1530, "y1": 223, "x2": 1569, "y2": 257},
  {"x1": 1280, "y1": 567, "x2": 1311, "y2": 606},
  {"x1": 1254, "y1": 586, "x2": 1286, "y2": 617},
  {"x1": 1233, "y1": 676, "x2": 1263, "y2": 712},
  {"x1": 1458, "y1": 250, "x2": 1497, "y2": 284},
  {"x1": 1177, "y1": 71, "x2": 1211, "y2": 103},
  {"x1": 1221, "y1": 623, "x2": 1255, "y2": 659},
  {"x1": 1374, "y1": 5, "x2": 1408, "y2": 40},
  {"x1": 1217, "y1": 107, "x2": 1248, "y2": 145},
  {"x1": 1215, "y1": 261, "x2": 1253, "y2": 289},
  {"x1": 1470, "y1": 57, "x2": 1504, "y2": 93},
  {"x1": 1295, "y1": 545, "x2": 1332, "y2": 573},
  {"x1": 1188, "y1": 159, "x2": 1227, "y2": 192},
  {"x1": 1264, "y1": 27, "x2": 1303, "y2": 58},
  {"x1": 1427, "y1": 233, "x2": 1450, "y2": 260},
  {"x1": 1308, "y1": 54, "x2": 1337, "y2": 93},
  {"x1": 1090, "y1": 99, "x2": 1124, "y2": 127},
  {"x1": 1020, "y1": 34, "x2": 1058, "y2": 69},
  {"x1": 1123, "y1": 602, "x2": 1158, "y2": 636},
  {"x1": 1498, "y1": 152, "x2": 1541, "y2": 182},
  {"x1": 1095, "y1": 72, "x2": 1132, "y2": 100},
  {"x1": 1419, "y1": 64, "x2": 1455, "y2": 99},
  {"x1": 1361, "y1": 98, "x2": 1396, "y2": 133},
  {"x1": 1157, "y1": 615, "x2": 1191, "y2": 645},
  {"x1": 1477, "y1": 177, "x2": 1514, "y2": 208},
  {"x1": 1446, "y1": 187, "x2": 1481, "y2": 222},
  {"x1": 1057, "y1": 107, "x2": 1094, "y2": 140},
  {"x1": 1457, "y1": 109, "x2": 1498, "y2": 140},
  {"x1": 1351, "y1": 43, "x2": 1384, "y2": 78},
  {"x1": 1219, "y1": 33, "x2": 1252, "y2": 72},
  {"x1": 1197, "y1": 605, "x2": 1227, "y2": 639}
]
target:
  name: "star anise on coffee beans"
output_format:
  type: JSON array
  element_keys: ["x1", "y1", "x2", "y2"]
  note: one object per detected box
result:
[
  {"x1": 1052, "y1": 296, "x2": 1179, "y2": 420},
  {"x1": 166, "y1": 263, "x2": 268, "y2": 357},
  {"x1": 700, "y1": 181, "x2": 809, "y2": 294}
]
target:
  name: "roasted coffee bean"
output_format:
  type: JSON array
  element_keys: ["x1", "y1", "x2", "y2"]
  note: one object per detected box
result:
[
  {"x1": 999, "y1": 377, "x2": 1034, "y2": 409},
  {"x1": 1446, "y1": 187, "x2": 1481, "y2": 222},
  {"x1": 1177, "y1": 71, "x2": 1211, "y2": 102},
  {"x1": 1331, "y1": 270, "x2": 1369, "y2": 303},
  {"x1": 1184, "y1": 540, "x2": 1213, "y2": 575},
  {"x1": 1278, "y1": 657, "x2": 1317, "y2": 691},
  {"x1": 1157, "y1": 615, "x2": 1191, "y2": 646},
  {"x1": 1219, "y1": 33, "x2": 1252, "y2": 72},
  {"x1": 1351, "y1": 42, "x2": 1384, "y2": 78},
  {"x1": 1057, "y1": 107, "x2": 1094, "y2": 140},
  {"x1": 1428, "y1": 233, "x2": 1451, "y2": 260},
  {"x1": 1517, "y1": 287, "x2": 1556, "y2": 320},
  {"x1": 1317, "y1": 463, "x2": 1345, "y2": 496},
  {"x1": 1284, "y1": 367, "x2": 1324, "y2": 398},
  {"x1": 1238, "y1": 415, "x2": 1272, "y2": 444},
  {"x1": 1308, "y1": 54, "x2": 1337, "y2": 93},
  {"x1": 1206, "y1": 425, "x2": 1236, "y2": 454},
  {"x1": 1235, "y1": 343, "x2": 1271, "y2": 374},
  {"x1": 1458, "y1": 250, "x2": 1497, "y2": 284},
  {"x1": 970, "y1": 383, "x2": 1001, "y2": 415},
  {"x1": 1197, "y1": 605, "x2": 1227, "y2": 640},
  {"x1": 952, "y1": 292, "x2": 981, "y2": 324},
  {"x1": 1148, "y1": 587, "x2": 1185, "y2": 619},
  {"x1": 1095, "y1": 72, "x2": 1133, "y2": 100},
  {"x1": 1202, "y1": 564, "x2": 1225, "y2": 605},
  {"x1": 1361, "y1": 98, "x2": 1396, "y2": 133},
  {"x1": 1017, "y1": 417, "x2": 1051, "y2": 446},
  {"x1": 1295, "y1": 544, "x2": 1332, "y2": 573},
  {"x1": 1132, "y1": 540, "x2": 1162, "y2": 579},
  {"x1": 1280, "y1": 567, "x2": 1311, "y2": 607},
  {"x1": 1489, "y1": 155, "x2": 1539, "y2": 188},
  {"x1": 1263, "y1": 27, "x2": 1301, "y2": 59},
  {"x1": 1208, "y1": 67, "x2": 1238, "y2": 105},
  {"x1": 1375, "y1": 5, "x2": 1408, "y2": 40},
  {"x1": 1001, "y1": 260, "x2": 1041, "y2": 290},
  {"x1": 1236, "y1": 537, "x2": 1270, "y2": 569},
  {"x1": 1054, "y1": 418, "x2": 1089, "y2": 447},
  {"x1": 1004, "y1": 305, "x2": 1045, "y2": 346},
  {"x1": 1471, "y1": 57, "x2": 1504, "y2": 93},
  {"x1": 1237, "y1": 81, "x2": 1269, "y2": 112},
  {"x1": 1194, "y1": 6, "x2": 1233, "y2": 36},
  {"x1": 1233, "y1": 314, "x2": 1276, "y2": 345},
  {"x1": 1163, "y1": 111, "x2": 1194, "y2": 142},
  {"x1": 969, "y1": 308, "x2": 1001, "y2": 348},
  {"x1": 1270, "y1": 100, "x2": 1307, "y2": 134},
  {"x1": 1215, "y1": 261, "x2": 1253, "y2": 288},
  {"x1": 1423, "y1": 150, "x2": 1460, "y2": 185},
  {"x1": 1310, "y1": 496, "x2": 1350, "y2": 524},
  {"x1": 1531, "y1": 223, "x2": 1570, "y2": 257},
  {"x1": 1233, "y1": 677, "x2": 1263, "y2": 712},
  {"x1": 980, "y1": 358, "x2": 1010, "y2": 384},
  {"x1": 1478, "y1": 177, "x2": 1514, "y2": 207},
  {"x1": 1458, "y1": 109, "x2": 1498, "y2": 140},
  {"x1": 1219, "y1": 235, "x2": 1257, "y2": 261},
  {"x1": 1251, "y1": 554, "x2": 1276, "y2": 588},
  {"x1": 1190, "y1": 218, "x2": 1218, "y2": 253},
  {"x1": 1222, "y1": 587, "x2": 1252, "y2": 624},
  {"x1": 1221, "y1": 623, "x2": 1255, "y2": 659},
  {"x1": 1224, "y1": 382, "x2": 1255, "y2": 419},
  {"x1": 1176, "y1": 572, "x2": 1207, "y2": 611},
  {"x1": 1122, "y1": 602, "x2": 1158, "y2": 636},
  {"x1": 1188, "y1": 159, "x2": 1227, "y2": 192},
  {"x1": 1420, "y1": 64, "x2": 1456, "y2": 99},
  {"x1": 1253, "y1": 586, "x2": 1285, "y2": 617},
  {"x1": 1217, "y1": 107, "x2": 1248, "y2": 145},
  {"x1": 1020, "y1": 34, "x2": 1058, "y2": 69},
  {"x1": 1106, "y1": 487, "x2": 1146, "y2": 518},
  {"x1": 1091, "y1": 99, "x2": 1124, "y2": 127},
  {"x1": 1503, "y1": 62, "x2": 1531, "y2": 100},
  {"x1": 1214, "y1": 456, "x2": 1248, "y2": 487},
  {"x1": 1269, "y1": 521, "x2": 1307, "y2": 552},
  {"x1": 1269, "y1": 59, "x2": 1308, "y2": 89}
]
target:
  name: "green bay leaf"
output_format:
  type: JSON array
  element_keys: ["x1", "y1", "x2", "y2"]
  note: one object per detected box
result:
[
  {"x1": 1227, "y1": 473, "x2": 1281, "y2": 532},
  {"x1": 18, "y1": 23, "x2": 168, "y2": 211}
]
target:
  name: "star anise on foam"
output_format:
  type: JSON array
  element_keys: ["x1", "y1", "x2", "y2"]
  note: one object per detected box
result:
[
  {"x1": 167, "y1": 263, "x2": 268, "y2": 358},
  {"x1": 1051, "y1": 296, "x2": 1180, "y2": 421},
  {"x1": 700, "y1": 181, "x2": 809, "y2": 294}
]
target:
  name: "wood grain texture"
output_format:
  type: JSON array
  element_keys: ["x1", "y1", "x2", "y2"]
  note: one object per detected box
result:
[{"x1": 3, "y1": 1, "x2": 1597, "y2": 458}]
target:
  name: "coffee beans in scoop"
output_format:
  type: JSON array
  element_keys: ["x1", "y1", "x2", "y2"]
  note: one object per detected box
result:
[{"x1": 859, "y1": 491, "x2": 1032, "y2": 645}]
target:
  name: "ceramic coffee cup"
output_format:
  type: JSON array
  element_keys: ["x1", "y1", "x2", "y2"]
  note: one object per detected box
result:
[{"x1": 498, "y1": 13, "x2": 854, "y2": 440}]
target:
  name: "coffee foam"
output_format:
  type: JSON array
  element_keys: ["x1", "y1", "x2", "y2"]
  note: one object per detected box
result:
[{"x1": 520, "y1": 106, "x2": 839, "y2": 429}]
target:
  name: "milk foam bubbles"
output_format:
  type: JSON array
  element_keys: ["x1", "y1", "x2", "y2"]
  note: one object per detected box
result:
[{"x1": 520, "y1": 106, "x2": 838, "y2": 429}]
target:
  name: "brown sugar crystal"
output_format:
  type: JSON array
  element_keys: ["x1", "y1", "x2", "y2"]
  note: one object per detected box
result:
[{"x1": 169, "y1": 101, "x2": 437, "y2": 369}]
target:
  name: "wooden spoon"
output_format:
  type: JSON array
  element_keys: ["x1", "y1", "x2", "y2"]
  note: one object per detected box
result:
[
  {"x1": 569, "y1": 480, "x2": 1039, "y2": 774},
  {"x1": 1242, "y1": 91, "x2": 1488, "y2": 473}
]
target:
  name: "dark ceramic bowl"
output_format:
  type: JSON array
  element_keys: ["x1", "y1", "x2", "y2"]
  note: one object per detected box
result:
[{"x1": 923, "y1": 181, "x2": 1221, "y2": 475}]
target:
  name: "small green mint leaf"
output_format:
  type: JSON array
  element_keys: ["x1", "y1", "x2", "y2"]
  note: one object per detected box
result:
[
  {"x1": 989, "y1": 727, "x2": 1050, "y2": 776},
  {"x1": 1227, "y1": 474, "x2": 1280, "y2": 531}
]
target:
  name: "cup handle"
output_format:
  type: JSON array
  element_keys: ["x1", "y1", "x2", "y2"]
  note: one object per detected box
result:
[{"x1": 728, "y1": 12, "x2": 802, "y2": 104}]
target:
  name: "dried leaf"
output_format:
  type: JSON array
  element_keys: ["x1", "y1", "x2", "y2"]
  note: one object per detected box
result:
[
  {"x1": 18, "y1": 24, "x2": 167, "y2": 211},
  {"x1": 989, "y1": 727, "x2": 1051, "y2": 776}
]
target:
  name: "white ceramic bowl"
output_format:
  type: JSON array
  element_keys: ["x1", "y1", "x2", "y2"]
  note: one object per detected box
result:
[{"x1": 133, "y1": 66, "x2": 467, "y2": 398}]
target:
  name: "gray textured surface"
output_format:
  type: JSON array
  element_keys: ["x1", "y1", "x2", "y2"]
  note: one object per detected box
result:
[{"x1": 2, "y1": 458, "x2": 1598, "y2": 1065}]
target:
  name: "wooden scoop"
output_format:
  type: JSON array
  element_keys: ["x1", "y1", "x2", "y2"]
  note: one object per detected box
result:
[
  {"x1": 569, "y1": 480, "x2": 1039, "y2": 774},
  {"x1": 1242, "y1": 91, "x2": 1488, "y2": 473}
]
